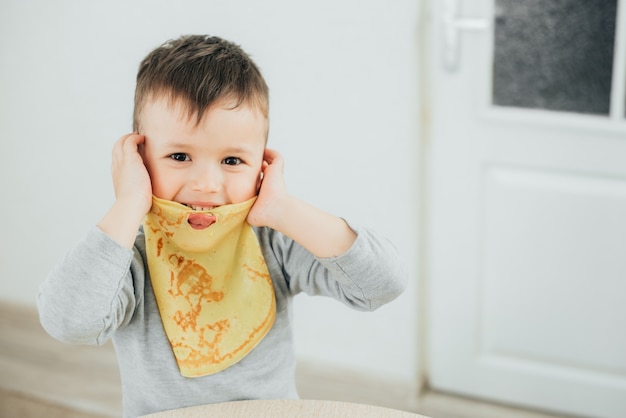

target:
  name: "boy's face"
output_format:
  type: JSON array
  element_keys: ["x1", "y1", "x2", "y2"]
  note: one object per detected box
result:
[{"x1": 140, "y1": 97, "x2": 267, "y2": 209}]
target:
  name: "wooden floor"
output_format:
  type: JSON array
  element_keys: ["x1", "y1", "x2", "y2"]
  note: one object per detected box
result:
[{"x1": 0, "y1": 301, "x2": 570, "y2": 418}]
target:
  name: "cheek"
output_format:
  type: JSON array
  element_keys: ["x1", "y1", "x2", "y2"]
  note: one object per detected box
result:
[
  {"x1": 228, "y1": 173, "x2": 261, "y2": 202},
  {"x1": 142, "y1": 154, "x2": 159, "y2": 186},
  {"x1": 148, "y1": 166, "x2": 179, "y2": 200},
  {"x1": 149, "y1": 174, "x2": 167, "y2": 199}
]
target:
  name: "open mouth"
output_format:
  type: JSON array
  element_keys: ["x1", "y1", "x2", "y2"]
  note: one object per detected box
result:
[{"x1": 183, "y1": 204, "x2": 218, "y2": 229}]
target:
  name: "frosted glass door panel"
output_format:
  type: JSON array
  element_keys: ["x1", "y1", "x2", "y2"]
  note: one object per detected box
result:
[{"x1": 492, "y1": 0, "x2": 617, "y2": 115}]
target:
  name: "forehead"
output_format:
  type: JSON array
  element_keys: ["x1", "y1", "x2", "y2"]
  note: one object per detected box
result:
[{"x1": 140, "y1": 96, "x2": 268, "y2": 146}]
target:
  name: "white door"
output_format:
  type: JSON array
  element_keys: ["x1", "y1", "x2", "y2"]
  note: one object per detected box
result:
[{"x1": 426, "y1": 0, "x2": 626, "y2": 417}]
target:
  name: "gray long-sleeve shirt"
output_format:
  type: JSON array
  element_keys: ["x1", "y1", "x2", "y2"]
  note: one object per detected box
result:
[{"x1": 37, "y1": 223, "x2": 405, "y2": 417}]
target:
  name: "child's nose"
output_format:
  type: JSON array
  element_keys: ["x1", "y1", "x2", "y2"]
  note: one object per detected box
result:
[{"x1": 190, "y1": 164, "x2": 222, "y2": 193}]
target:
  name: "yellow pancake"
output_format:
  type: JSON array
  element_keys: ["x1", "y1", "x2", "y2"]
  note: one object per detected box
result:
[{"x1": 143, "y1": 196, "x2": 276, "y2": 377}]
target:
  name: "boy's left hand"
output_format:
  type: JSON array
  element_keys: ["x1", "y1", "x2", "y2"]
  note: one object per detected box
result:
[{"x1": 247, "y1": 148, "x2": 288, "y2": 228}]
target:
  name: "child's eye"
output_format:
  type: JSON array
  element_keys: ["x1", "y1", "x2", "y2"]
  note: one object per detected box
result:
[
  {"x1": 222, "y1": 156, "x2": 242, "y2": 166},
  {"x1": 169, "y1": 153, "x2": 190, "y2": 162}
]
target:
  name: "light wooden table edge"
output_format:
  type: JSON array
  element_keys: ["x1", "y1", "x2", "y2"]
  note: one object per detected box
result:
[{"x1": 140, "y1": 399, "x2": 428, "y2": 418}]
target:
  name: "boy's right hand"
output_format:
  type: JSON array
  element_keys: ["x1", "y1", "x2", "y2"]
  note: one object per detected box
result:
[
  {"x1": 111, "y1": 133, "x2": 153, "y2": 217},
  {"x1": 97, "y1": 133, "x2": 153, "y2": 249}
]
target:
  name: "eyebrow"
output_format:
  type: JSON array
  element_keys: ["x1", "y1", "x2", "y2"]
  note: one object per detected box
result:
[
  {"x1": 222, "y1": 146, "x2": 255, "y2": 155},
  {"x1": 162, "y1": 141, "x2": 193, "y2": 149},
  {"x1": 161, "y1": 142, "x2": 256, "y2": 155}
]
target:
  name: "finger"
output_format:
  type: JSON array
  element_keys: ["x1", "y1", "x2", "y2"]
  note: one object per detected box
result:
[
  {"x1": 113, "y1": 133, "x2": 137, "y2": 156},
  {"x1": 112, "y1": 133, "x2": 144, "y2": 172},
  {"x1": 121, "y1": 133, "x2": 145, "y2": 154},
  {"x1": 263, "y1": 149, "x2": 284, "y2": 174},
  {"x1": 112, "y1": 135, "x2": 129, "y2": 169},
  {"x1": 263, "y1": 148, "x2": 281, "y2": 163}
]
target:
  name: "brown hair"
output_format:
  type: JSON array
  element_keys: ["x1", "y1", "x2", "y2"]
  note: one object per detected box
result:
[{"x1": 133, "y1": 35, "x2": 269, "y2": 131}]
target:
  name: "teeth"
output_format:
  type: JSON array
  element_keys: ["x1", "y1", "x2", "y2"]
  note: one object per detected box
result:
[{"x1": 185, "y1": 204, "x2": 214, "y2": 211}]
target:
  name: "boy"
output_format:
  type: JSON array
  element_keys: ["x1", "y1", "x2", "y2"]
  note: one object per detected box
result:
[{"x1": 38, "y1": 35, "x2": 405, "y2": 417}]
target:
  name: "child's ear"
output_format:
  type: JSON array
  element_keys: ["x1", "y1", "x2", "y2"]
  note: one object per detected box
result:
[
  {"x1": 256, "y1": 170, "x2": 264, "y2": 193},
  {"x1": 136, "y1": 133, "x2": 146, "y2": 158},
  {"x1": 256, "y1": 153, "x2": 268, "y2": 192}
]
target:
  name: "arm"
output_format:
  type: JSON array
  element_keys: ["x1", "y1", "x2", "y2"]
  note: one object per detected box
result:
[
  {"x1": 38, "y1": 133, "x2": 151, "y2": 344},
  {"x1": 247, "y1": 149, "x2": 357, "y2": 258},
  {"x1": 37, "y1": 228, "x2": 144, "y2": 345},
  {"x1": 248, "y1": 149, "x2": 406, "y2": 309},
  {"x1": 258, "y1": 223, "x2": 406, "y2": 311},
  {"x1": 97, "y1": 133, "x2": 153, "y2": 249}
]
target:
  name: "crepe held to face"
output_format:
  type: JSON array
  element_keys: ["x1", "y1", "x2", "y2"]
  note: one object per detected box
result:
[{"x1": 143, "y1": 196, "x2": 276, "y2": 377}]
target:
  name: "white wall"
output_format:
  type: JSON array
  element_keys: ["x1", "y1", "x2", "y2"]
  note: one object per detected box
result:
[{"x1": 0, "y1": 0, "x2": 422, "y2": 383}]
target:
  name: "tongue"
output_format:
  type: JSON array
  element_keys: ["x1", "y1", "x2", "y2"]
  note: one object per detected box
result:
[{"x1": 188, "y1": 213, "x2": 216, "y2": 230}]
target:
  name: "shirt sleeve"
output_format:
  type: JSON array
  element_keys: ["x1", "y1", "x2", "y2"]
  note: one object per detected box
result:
[
  {"x1": 259, "y1": 221, "x2": 407, "y2": 311},
  {"x1": 37, "y1": 226, "x2": 146, "y2": 346}
]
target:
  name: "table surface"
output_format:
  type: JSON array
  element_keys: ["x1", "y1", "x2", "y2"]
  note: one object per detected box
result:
[{"x1": 141, "y1": 399, "x2": 427, "y2": 418}]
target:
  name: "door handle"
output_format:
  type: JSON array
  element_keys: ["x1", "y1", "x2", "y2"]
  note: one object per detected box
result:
[{"x1": 442, "y1": 0, "x2": 489, "y2": 71}]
